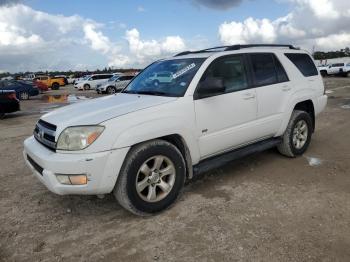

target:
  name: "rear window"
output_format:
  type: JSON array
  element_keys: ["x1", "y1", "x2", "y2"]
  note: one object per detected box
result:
[
  {"x1": 285, "y1": 53, "x2": 318, "y2": 77},
  {"x1": 332, "y1": 63, "x2": 345, "y2": 67}
]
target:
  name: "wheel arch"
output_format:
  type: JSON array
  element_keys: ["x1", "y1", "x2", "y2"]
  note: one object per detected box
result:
[
  {"x1": 294, "y1": 100, "x2": 315, "y2": 132},
  {"x1": 277, "y1": 98, "x2": 316, "y2": 136},
  {"x1": 121, "y1": 134, "x2": 194, "y2": 180}
]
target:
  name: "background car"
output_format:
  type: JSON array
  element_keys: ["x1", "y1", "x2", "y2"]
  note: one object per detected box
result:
[
  {"x1": 0, "y1": 90, "x2": 20, "y2": 119},
  {"x1": 34, "y1": 76, "x2": 66, "y2": 90},
  {"x1": 0, "y1": 80, "x2": 39, "y2": 100},
  {"x1": 96, "y1": 75, "x2": 134, "y2": 94},
  {"x1": 146, "y1": 71, "x2": 173, "y2": 86},
  {"x1": 75, "y1": 74, "x2": 114, "y2": 90}
]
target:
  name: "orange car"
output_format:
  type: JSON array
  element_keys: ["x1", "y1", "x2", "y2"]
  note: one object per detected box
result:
[{"x1": 35, "y1": 76, "x2": 65, "y2": 90}]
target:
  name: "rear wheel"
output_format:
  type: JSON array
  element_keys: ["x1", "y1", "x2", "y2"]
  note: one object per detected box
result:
[
  {"x1": 277, "y1": 110, "x2": 313, "y2": 157},
  {"x1": 107, "y1": 86, "x2": 117, "y2": 94},
  {"x1": 114, "y1": 139, "x2": 186, "y2": 216},
  {"x1": 0, "y1": 112, "x2": 5, "y2": 120},
  {"x1": 320, "y1": 70, "x2": 327, "y2": 77},
  {"x1": 51, "y1": 83, "x2": 59, "y2": 90},
  {"x1": 19, "y1": 91, "x2": 29, "y2": 100}
]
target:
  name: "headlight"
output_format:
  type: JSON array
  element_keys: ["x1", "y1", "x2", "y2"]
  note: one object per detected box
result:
[{"x1": 57, "y1": 126, "x2": 105, "y2": 151}]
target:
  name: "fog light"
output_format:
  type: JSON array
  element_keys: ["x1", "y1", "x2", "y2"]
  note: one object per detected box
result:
[
  {"x1": 56, "y1": 174, "x2": 71, "y2": 185},
  {"x1": 56, "y1": 174, "x2": 87, "y2": 185}
]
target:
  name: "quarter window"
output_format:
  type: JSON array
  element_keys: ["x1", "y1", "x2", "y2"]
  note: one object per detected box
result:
[
  {"x1": 199, "y1": 55, "x2": 249, "y2": 94},
  {"x1": 285, "y1": 53, "x2": 318, "y2": 77}
]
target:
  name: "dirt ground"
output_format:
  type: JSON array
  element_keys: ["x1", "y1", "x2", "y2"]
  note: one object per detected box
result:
[{"x1": 0, "y1": 79, "x2": 349, "y2": 262}]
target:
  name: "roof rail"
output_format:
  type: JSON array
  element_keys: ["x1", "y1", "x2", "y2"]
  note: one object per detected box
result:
[
  {"x1": 225, "y1": 44, "x2": 299, "y2": 51},
  {"x1": 174, "y1": 44, "x2": 299, "y2": 56}
]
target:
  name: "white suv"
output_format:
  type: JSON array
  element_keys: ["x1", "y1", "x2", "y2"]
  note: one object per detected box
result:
[
  {"x1": 74, "y1": 74, "x2": 114, "y2": 90},
  {"x1": 24, "y1": 44, "x2": 327, "y2": 215}
]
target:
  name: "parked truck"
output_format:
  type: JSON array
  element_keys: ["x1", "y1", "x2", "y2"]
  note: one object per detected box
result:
[{"x1": 34, "y1": 76, "x2": 66, "y2": 90}]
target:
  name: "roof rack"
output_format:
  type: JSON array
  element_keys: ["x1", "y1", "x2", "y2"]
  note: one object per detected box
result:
[{"x1": 174, "y1": 44, "x2": 299, "y2": 57}]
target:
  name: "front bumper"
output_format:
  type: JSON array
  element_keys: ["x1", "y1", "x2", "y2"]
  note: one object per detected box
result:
[{"x1": 23, "y1": 136, "x2": 129, "y2": 195}]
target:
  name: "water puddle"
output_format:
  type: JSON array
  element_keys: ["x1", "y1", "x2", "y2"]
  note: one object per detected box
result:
[
  {"x1": 41, "y1": 94, "x2": 91, "y2": 104},
  {"x1": 39, "y1": 94, "x2": 92, "y2": 113},
  {"x1": 305, "y1": 156, "x2": 322, "y2": 167},
  {"x1": 340, "y1": 104, "x2": 350, "y2": 109}
]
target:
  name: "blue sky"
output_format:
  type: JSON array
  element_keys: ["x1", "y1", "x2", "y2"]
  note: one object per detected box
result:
[
  {"x1": 27, "y1": 0, "x2": 289, "y2": 43},
  {"x1": 0, "y1": 0, "x2": 349, "y2": 72}
]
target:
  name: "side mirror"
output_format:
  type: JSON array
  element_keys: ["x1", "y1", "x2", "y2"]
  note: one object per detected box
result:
[{"x1": 196, "y1": 77, "x2": 225, "y2": 99}]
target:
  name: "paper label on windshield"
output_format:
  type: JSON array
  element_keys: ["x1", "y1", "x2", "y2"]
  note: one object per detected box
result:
[{"x1": 173, "y1": 63, "x2": 196, "y2": 79}]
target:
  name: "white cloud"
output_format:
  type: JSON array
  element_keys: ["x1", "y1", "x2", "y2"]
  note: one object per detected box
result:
[
  {"x1": 137, "y1": 6, "x2": 146, "y2": 12},
  {"x1": 83, "y1": 23, "x2": 111, "y2": 54},
  {"x1": 125, "y1": 28, "x2": 186, "y2": 65},
  {"x1": 218, "y1": 0, "x2": 350, "y2": 51}
]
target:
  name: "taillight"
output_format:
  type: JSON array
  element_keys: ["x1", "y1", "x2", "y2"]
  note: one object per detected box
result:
[{"x1": 7, "y1": 92, "x2": 17, "y2": 99}]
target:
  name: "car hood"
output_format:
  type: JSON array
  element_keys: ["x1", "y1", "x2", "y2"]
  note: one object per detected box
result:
[{"x1": 41, "y1": 93, "x2": 177, "y2": 129}]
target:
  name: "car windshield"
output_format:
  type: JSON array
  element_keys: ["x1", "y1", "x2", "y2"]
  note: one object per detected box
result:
[
  {"x1": 108, "y1": 75, "x2": 120, "y2": 82},
  {"x1": 122, "y1": 58, "x2": 206, "y2": 97}
]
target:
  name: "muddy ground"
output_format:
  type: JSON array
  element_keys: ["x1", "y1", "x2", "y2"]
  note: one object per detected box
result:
[{"x1": 0, "y1": 79, "x2": 349, "y2": 262}]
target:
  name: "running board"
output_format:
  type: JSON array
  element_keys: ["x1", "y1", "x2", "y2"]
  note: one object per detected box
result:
[{"x1": 193, "y1": 138, "x2": 282, "y2": 176}]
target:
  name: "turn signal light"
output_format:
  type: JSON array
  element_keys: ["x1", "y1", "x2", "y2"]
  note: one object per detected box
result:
[{"x1": 56, "y1": 174, "x2": 88, "y2": 185}]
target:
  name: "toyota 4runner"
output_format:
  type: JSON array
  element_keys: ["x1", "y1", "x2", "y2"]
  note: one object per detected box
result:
[{"x1": 23, "y1": 44, "x2": 327, "y2": 215}]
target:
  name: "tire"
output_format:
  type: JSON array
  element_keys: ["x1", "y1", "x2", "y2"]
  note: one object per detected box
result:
[
  {"x1": 0, "y1": 112, "x2": 5, "y2": 120},
  {"x1": 277, "y1": 110, "x2": 313, "y2": 157},
  {"x1": 19, "y1": 91, "x2": 29, "y2": 100},
  {"x1": 114, "y1": 139, "x2": 186, "y2": 216},
  {"x1": 83, "y1": 84, "x2": 90, "y2": 90},
  {"x1": 320, "y1": 70, "x2": 327, "y2": 77},
  {"x1": 51, "y1": 83, "x2": 59, "y2": 90},
  {"x1": 106, "y1": 86, "x2": 117, "y2": 94}
]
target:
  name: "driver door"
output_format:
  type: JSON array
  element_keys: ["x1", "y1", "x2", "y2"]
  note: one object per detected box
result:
[{"x1": 194, "y1": 55, "x2": 258, "y2": 159}]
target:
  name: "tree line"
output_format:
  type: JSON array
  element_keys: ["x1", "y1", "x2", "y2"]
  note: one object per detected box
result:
[{"x1": 313, "y1": 47, "x2": 350, "y2": 60}]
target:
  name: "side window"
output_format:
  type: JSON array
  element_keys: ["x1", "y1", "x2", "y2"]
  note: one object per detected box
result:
[
  {"x1": 91, "y1": 76, "x2": 97, "y2": 80},
  {"x1": 285, "y1": 53, "x2": 318, "y2": 77},
  {"x1": 199, "y1": 55, "x2": 249, "y2": 94},
  {"x1": 273, "y1": 55, "x2": 289, "y2": 82},
  {"x1": 126, "y1": 76, "x2": 134, "y2": 80},
  {"x1": 118, "y1": 76, "x2": 126, "y2": 81},
  {"x1": 42, "y1": 77, "x2": 48, "y2": 80},
  {"x1": 250, "y1": 53, "x2": 277, "y2": 86}
]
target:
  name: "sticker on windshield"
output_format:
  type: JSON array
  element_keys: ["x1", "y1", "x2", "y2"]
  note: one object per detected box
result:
[{"x1": 173, "y1": 63, "x2": 196, "y2": 79}]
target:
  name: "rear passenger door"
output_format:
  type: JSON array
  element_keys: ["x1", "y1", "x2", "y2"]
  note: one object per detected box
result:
[
  {"x1": 194, "y1": 54, "x2": 258, "y2": 158},
  {"x1": 248, "y1": 53, "x2": 291, "y2": 138}
]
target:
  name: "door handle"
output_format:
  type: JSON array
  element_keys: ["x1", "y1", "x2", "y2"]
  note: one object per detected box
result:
[
  {"x1": 243, "y1": 93, "x2": 255, "y2": 100},
  {"x1": 282, "y1": 85, "x2": 291, "y2": 91}
]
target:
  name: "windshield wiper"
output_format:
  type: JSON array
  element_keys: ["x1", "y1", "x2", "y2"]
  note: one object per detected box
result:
[{"x1": 134, "y1": 90, "x2": 169, "y2": 96}]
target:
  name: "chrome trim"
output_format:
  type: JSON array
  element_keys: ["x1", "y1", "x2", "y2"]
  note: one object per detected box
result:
[{"x1": 34, "y1": 122, "x2": 57, "y2": 150}]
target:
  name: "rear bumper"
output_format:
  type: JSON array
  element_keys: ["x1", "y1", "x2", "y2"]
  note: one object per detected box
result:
[
  {"x1": 23, "y1": 136, "x2": 129, "y2": 195},
  {"x1": 313, "y1": 95, "x2": 328, "y2": 116}
]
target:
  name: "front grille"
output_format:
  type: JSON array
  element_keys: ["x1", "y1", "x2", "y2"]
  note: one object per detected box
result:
[
  {"x1": 27, "y1": 155, "x2": 43, "y2": 175},
  {"x1": 38, "y1": 119, "x2": 57, "y2": 131},
  {"x1": 34, "y1": 119, "x2": 57, "y2": 151}
]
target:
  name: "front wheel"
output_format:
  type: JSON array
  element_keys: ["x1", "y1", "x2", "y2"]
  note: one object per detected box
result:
[
  {"x1": 277, "y1": 110, "x2": 313, "y2": 157},
  {"x1": 83, "y1": 84, "x2": 90, "y2": 90},
  {"x1": 107, "y1": 86, "x2": 117, "y2": 94},
  {"x1": 114, "y1": 139, "x2": 186, "y2": 216},
  {"x1": 19, "y1": 91, "x2": 29, "y2": 100}
]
